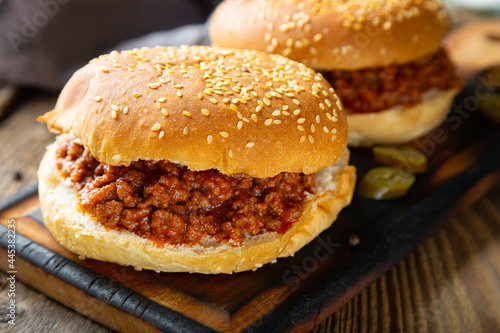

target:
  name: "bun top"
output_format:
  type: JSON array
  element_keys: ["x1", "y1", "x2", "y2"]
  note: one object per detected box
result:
[
  {"x1": 210, "y1": 0, "x2": 451, "y2": 70},
  {"x1": 39, "y1": 46, "x2": 347, "y2": 178}
]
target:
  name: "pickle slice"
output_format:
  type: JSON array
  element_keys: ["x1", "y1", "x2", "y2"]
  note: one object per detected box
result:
[
  {"x1": 478, "y1": 93, "x2": 500, "y2": 124},
  {"x1": 373, "y1": 146, "x2": 428, "y2": 174},
  {"x1": 357, "y1": 166, "x2": 416, "y2": 200}
]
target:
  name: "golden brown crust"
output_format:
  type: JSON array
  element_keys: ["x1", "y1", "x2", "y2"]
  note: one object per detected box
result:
[
  {"x1": 38, "y1": 138, "x2": 356, "y2": 274},
  {"x1": 210, "y1": 0, "x2": 450, "y2": 71},
  {"x1": 38, "y1": 46, "x2": 347, "y2": 178},
  {"x1": 347, "y1": 88, "x2": 460, "y2": 147}
]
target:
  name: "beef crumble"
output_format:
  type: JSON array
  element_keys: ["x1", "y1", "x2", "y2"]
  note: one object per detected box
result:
[
  {"x1": 55, "y1": 138, "x2": 315, "y2": 246},
  {"x1": 327, "y1": 50, "x2": 464, "y2": 114}
]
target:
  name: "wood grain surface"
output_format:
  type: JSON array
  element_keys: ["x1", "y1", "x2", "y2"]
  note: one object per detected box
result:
[{"x1": 1, "y1": 92, "x2": 500, "y2": 333}]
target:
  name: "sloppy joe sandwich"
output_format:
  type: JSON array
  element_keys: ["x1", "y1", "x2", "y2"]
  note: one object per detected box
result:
[
  {"x1": 210, "y1": 0, "x2": 464, "y2": 147},
  {"x1": 38, "y1": 46, "x2": 356, "y2": 274}
]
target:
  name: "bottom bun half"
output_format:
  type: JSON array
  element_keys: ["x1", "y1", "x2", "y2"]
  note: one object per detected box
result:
[
  {"x1": 347, "y1": 88, "x2": 460, "y2": 147},
  {"x1": 38, "y1": 141, "x2": 356, "y2": 274}
]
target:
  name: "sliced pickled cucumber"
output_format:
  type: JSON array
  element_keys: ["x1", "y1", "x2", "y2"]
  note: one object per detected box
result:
[
  {"x1": 357, "y1": 166, "x2": 416, "y2": 200},
  {"x1": 478, "y1": 93, "x2": 500, "y2": 124},
  {"x1": 373, "y1": 146, "x2": 428, "y2": 174}
]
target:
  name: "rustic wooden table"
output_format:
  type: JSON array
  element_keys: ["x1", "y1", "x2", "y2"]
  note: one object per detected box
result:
[{"x1": 1, "y1": 91, "x2": 500, "y2": 332}]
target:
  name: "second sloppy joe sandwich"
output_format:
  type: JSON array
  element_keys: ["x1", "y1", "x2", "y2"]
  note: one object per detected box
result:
[
  {"x1": 210, "y1": 0, "x2": 464, "y2": 147},
  {"x1": 38, "y1": 46, "x2": 356, "y2": 274}
]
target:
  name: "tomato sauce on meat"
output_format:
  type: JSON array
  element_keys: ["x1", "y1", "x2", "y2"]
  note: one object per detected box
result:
[
  {"x1": 327, "y1": 50, "x2": 464, "y2": 114},
  {"x1": 55, "y1": 138, "x2": 315, "y2": 246}
]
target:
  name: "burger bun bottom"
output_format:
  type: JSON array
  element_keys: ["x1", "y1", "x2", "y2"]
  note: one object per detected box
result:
[{"x1": 347, "y1": 88, "x2": 460, "y2": 147}]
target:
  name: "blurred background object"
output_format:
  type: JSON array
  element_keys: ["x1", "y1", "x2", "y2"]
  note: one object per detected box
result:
[
  {"x1": 444, "y1": 20, "x2": 500, "y2": 80},
  {"x1": 0, "y1": 0, "x2": 216, "y2": 91},
  {"x1": 444, "y1": 0, "x2": 500, "y2": 22}
]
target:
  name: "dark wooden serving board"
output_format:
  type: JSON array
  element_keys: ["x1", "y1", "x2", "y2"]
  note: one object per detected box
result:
[{"x1": 1, "y1": 85, "x2": 500, "y2": 332}]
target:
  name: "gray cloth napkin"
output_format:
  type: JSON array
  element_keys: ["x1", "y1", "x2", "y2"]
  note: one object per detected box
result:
[{"x1": 0, "y1": 0, "x2": 214, "y2": 91}]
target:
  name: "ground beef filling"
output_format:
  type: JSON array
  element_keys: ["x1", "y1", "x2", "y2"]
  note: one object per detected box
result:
[
  {"x1": 55, "y1": 138, "x2": 315, "y2": 246},
  {"x1": 327, "y1": 49, "x2": 464, "y2": 114}
]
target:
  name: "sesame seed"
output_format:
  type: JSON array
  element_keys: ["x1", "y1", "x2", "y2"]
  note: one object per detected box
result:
[
  {"x1": 230, "y1": 104, "x2": 238, "y2": 112},
  {"x1": 111, "y1": 104, "x2": 120, "y2": 111},
  {"x1": 207, "y1": 135, "x2": 213, "y2": 144},
  {"x1": 246, "y1": 142, "x2": 255, "y2": 148},
  {"x1": 161, "y1": 108, "x2": 168, "y2": 116},
  {"x1": 297, "y1": 118, "x2": 306, "y2": 124},
  {"x1": 111, "y1": 110, "x2": 117, "y2": 119},
  {"x1": 236, "y1": 112, "x2": 243, "y2": 119},
  {"x1": 293, "y1": 99, "x2": 300, "y2": 105},
  {"x1": 316, "y1": 115, "x2": 321, "y2": 123},
  {"x1": 265, "y1": 119, "x2": 272, "y2": 126},
  {"x1": 331, "y1": 128, "x2": 337, "y2": 134},
  {"x1": 159, "y1": 131, "x2": 165, "y2": 138},
  {"x1": 93, "y1": 96, "x2": 102, "y2": 102},
  {"x1": 273, "y1": 119, "x2": 282, "y2": 124},
  {"x1": 255, "y1": 106, "x2": 262, "y2": 112},
  {"x1": 219, "y1": 131, "x2": 229, "y2": 138},
  {"x1": 201, "y1": 108, "x2": 210, "y2": 116},
  {"x1": 198, "y1": 93, "x2": 204, "y2": 100},
  {"x1": 297, "y1": 125, "x2": 305, "y2": 131},
  {"x1": 308, "y1": 135, "x2": 315, "y2": 143},
  {"x1": 148, "y1": 83, "x2": 160, "y2": 89},
  {"x1": 157, "y1": 97, "x2": 167, "y2": 103},
  {"x1": 300, "y1": 136, "x2": 306, "y2": 143},
  {"x1": 112, "y1": 155, "x2": 121, "y2": 162},
  {"x1": 177, "y1": 91, "x2": 183, "y2": 97},
  {"x1": 209, "y1": 98, "x2": 217, "y2": 104},
  {"x1": 174, "y1": 84, "x2": 183, "y2": 89},
  {"x1": 123, "y1": 106, "x2": 129, "y2": 114},
  {"x1": 101, "y1": 67, "x2": 109, "y2": 73},
  {"x1": 331, "y1": 135, "x2": 337, "y2": 142},
  {"x1": 383, "y1": 21, "x2": 392, "y2": 30},
  {"x1": 228, "y1": 149, "x2": 234, "y2": 158},
  {"x1": 272, "y1": 110, "x2": 280, "y2": 116},
  {"x1": 325, "y1": 99, "x2": 332, "y2": 107},
  {"x1": 311, "y1": 124, "x2": 316, "y2": 133},
  {"x1": 152, "y1": 123, "x2": 161, "y2": 131},
  {"x1": 313, "y1": 33, "x2": 323, "y2": 42},
  {"x1": 293, "y1": 109, "x2": 301, "y2": 115},
  {"x1": 182, "y1": 111, "x2": 191, "y2": 117},
  {"x1": 323, "y1": 126, "x2": 329, "y2": 133},
  {"x1": 133, "y1": 92, "x2": 142, "y2": 98},
  {"x1": 183, "y1": 127, "x2": 188, "y2": 135},
  {"x1": 251, "y1": 114, "x2": 258, "y2": 122},
  {"x1": 263, "y1": 98, "x2": 271, "y2": 106},
  {"x1": 237, "y1": 121, "x2": 243, "y2": 130}
]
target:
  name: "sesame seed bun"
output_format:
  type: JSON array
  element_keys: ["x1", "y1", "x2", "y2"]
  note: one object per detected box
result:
[
  {"x1": 38, "y1": 138, "x2": 355, "y2": 274},
  {"x1": 39, "y1": 46, "x2": 347, "y2": 178},
  {"x1": 37, "y1": 46, "x2": 355, "y2": 274},
  {"x1": 209, "y1": 0, "x2": 451, "y2": 71}
]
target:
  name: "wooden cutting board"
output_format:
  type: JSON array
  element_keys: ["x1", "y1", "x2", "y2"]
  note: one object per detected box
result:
[{"x1": 1, "y1": 85, "x2": 500, "y2": 332}]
